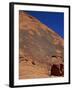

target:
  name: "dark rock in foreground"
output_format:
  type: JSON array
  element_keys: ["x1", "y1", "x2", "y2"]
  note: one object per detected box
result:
[{"x1": 51, "y1": 64, "x2": 64, "y2": 76}]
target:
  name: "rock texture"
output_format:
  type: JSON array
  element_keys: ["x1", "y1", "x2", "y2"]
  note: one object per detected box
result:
[{"x1": 19, "y1": 11, "x2": 64, "y2": 79}]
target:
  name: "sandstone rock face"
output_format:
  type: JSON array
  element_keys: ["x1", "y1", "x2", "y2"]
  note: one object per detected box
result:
[{"x1": 19, "y1": 11, "x2": 64, "y2": 79}]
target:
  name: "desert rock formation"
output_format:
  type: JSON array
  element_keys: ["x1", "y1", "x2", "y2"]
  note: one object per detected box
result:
[{"x1": 19, "y1": 11, "x2": 64, "y2": 79}]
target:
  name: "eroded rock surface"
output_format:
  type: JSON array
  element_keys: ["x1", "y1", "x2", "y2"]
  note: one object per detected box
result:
[{"x1": 19, "y1": 11, "x2": 64, "y2": 79}]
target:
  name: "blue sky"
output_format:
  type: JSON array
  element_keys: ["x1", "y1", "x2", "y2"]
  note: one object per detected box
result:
[{"x1": 26, "y1": 11, "x2": 64, "y2": 38}]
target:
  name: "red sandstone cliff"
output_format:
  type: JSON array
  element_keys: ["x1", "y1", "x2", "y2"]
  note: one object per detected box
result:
[{"x1": 19, "y1": 11, "x2": 64, "y2": 79}]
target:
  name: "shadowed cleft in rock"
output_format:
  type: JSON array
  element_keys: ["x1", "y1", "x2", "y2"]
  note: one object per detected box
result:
[
  {"x1": 51, "y1": 64, "x2": 64, "y2": 76},
  {"x1": 32, "y1": 61, "x2": 36, "y2": 65}
]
